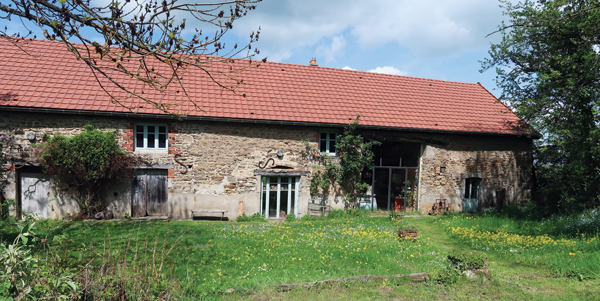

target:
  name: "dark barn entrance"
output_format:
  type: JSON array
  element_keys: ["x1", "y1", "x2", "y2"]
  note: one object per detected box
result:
[{"x1": 371, "y1": 142, "x2": 421, "y2": 211}]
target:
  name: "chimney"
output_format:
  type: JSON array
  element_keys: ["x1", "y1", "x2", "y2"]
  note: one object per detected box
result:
[{"x1": 309, "y1": 58, "x2": 318, "y2": 66}]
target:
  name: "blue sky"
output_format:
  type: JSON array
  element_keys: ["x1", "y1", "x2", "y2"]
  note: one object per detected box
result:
[
  {"x1": 223, "y1": 0, "x2": 511, "y2": 97},
  {"x1": 1, "y1": 0, "x2": 511, "y2": 97}
]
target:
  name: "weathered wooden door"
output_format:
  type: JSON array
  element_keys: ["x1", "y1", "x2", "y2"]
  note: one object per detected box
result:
[
  {"x1": 132, "y1": 170, "x2": 168, "y2": 217},
  {"x1": 463, "y1": 178, "x2": 480, "y2": 213},
  {"x1": 21, "y1": 172, "x2": 51, "y2": 219}
]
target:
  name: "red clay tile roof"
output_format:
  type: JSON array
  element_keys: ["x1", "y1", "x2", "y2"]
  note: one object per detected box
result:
[{"x1": 0, "y1": 38, "x2": 531, "y2": 136}]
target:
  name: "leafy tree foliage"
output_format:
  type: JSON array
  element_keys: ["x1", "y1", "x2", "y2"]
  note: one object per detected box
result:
[
  {"x1": 309, "y1": 116, "x2": 380, "y2": 208},
  {"x1": 0, "y1": 0, "x2": 262, "y2": 113},
  {"x1": 482, "y1": 0, "x2": 600, "y2": 212},
  {"x1": 39, "y1": 125, "x2": 139, "y2": 215}
]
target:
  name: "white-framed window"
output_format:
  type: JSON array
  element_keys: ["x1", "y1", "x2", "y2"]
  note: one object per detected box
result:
[
  {"x1": 135, "y1": 124, "x2": 168, "y2": 151},
  {"x1": 261, "y1": 176, "x2": 300, "y2": 218},
  {"x1": 319, "y1": 131, "x2": 338, "y2": 156}
]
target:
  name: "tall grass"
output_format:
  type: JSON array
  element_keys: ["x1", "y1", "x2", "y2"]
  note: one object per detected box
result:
[
  {"x1": 1, "y1": 219, "x2": 186, "y2": 300},
  {"x1": 435, "y1": 205, "x2": 600, "y2": 279},
  {"x1": 2, "y1": 215, "x2": 451, "y2": 299}
]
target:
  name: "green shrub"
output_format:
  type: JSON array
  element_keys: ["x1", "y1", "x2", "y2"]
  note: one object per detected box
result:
[
  {"x1": 39, "y1": 125, "x2": 140, "y2": 215},
  {"x1": 430, "y1": 266, "x2": 461, "y2": 286},
  {"x1": 236, "y1": 214, "x2": 250, "y2": 222},
  {"x1": 285, "y1": 213, "x2": 296, "y2": 222},
  {"x1": 326, "y1": 208, "x2": 370, "y2": 219},
  {"x1": 300, "y1": 214, "x2": 317, "y2": 221},
  {"x1": 0, "y1": 221, "x2": 77, "y2": 299},
  {"x1": 447, "y1": 251, "x2": 485, "y2": 271},
  {"x1": 249, "y1": 213, "x2": 266, "y2": 222},
  {"x1": 0, "y1": 198, "x2": 16, "y2": 221},
  {"x1": 346, "y1": 208, "x2": 371, "y2": 217},
  {"x1": 236, "y1": 213, "x2": 266, "y2": 222},
  {"x1": 327, "y1": 209, "x2": 346, "y2": 219}
]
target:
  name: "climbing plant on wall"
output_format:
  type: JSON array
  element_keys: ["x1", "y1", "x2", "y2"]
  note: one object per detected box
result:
[
  {"x1": 39, "y1": 125, "x2": 140, "y2": 215},
  {"x1": 307, "y1": 115, "x2": 380, "y2": 209}
]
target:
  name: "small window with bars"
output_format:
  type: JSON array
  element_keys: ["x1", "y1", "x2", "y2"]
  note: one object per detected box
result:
[{"x1": 135, "y1": 124, "x2": 168, "y2": 151}]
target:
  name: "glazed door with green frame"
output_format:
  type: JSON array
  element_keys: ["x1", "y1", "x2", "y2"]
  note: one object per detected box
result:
[{"x1": 261, "y1": 176, "x2": 299, "y2": 218}]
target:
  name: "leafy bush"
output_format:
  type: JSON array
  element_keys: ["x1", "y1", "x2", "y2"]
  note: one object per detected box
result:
[
  {"x1": 447, "y1": 251, "x2": 485, "y2": 272},
  {"x1": 285, "y1": 213, "x2": 296, "y2": 222},
  {"x1": 237, "y1": 213, "x2": 266, "y2": 222},
  {"x1": 236, "y1": 214, "x2": 250, "y2": 222},
  {"x1": 300, "y1": 214, "x2": 317, "y2": 221},
  {"x1": 39, "y1": 125, "x2": 140, "y2": 215},
  {"x1": 326, "y1": 208, "x2": 371, "y2": 219},
  {"x1": 327, "y1": 209, "x2": 346, "y2": 219},
  {"x1": 0, "y1": 198, "x2": 16, "y2": 221},
  {"x1": 0, "y1": 222, "x2": 77, "y2": 299},
  {"x1": 249, "y1": 212, "x2": 266, "y2": 222},
  {"x1": 545, "y1": 208, "x2": 600, "y2": 237},
  {"x1": 430, "y1": 266, "x2": 461, "y2": 286},
  {"x1": 347, "y1": 208, "x2": 371, "y2": 218},
  {"x1": 472, "y1": 203, "x2": 600, "y2": 238}
]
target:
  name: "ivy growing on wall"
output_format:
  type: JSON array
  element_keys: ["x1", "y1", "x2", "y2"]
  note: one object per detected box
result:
[
  {"x1": 307, "y1": 115, "x2": 380, "y2": 208},
  {"x1": 39, "y1": 125, "x2": 140, "y2": 215}
]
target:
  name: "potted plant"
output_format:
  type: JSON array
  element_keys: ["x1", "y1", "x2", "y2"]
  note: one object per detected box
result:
[
  {"x1": 402, "y1": 181, "x2": 417, "y2": 212},
  {"x1": 394, "y1": 196, "x2": 404, "y2": 211},
  {"x1": 405, "y1": 191, "x2": 415, "y2": 212}
]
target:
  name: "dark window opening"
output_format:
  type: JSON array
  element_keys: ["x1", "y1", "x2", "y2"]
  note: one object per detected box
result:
[
  {"x1": 319, "y1": 131, "x2": 338, "y2": 156},
  {"x1": 373, "y1": 142, "x2": 421, "y2": 167}
]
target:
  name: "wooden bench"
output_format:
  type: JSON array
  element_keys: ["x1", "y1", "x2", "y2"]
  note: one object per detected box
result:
[
  {"x1": 307, "y1": 199, "x2": 331, "y2": 217},
  {"x1": 191, "y1": 209, "x2": 228, "y2": 221}
]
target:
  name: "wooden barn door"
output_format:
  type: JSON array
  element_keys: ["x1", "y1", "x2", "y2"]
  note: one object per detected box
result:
[
  {"x1": 20, "y1": 172, "x2": 51, "y2": 219},
  {"x1": 132, "y1": 170, "x2": 168, "y2": 217}
]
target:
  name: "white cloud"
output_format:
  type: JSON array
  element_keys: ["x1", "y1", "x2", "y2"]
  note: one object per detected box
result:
[
  {"x1": 230, "y1": 0, "x2": 508, "y2": 62},
  {"x1": 367, "y1": 66, "x2": 407, "y2": 76},
  {"x1": 316, "y1": 35, "x2": 346, "y2": 63},
  {"x1": 342, "y1": 66, "x2": 356, "y2": 71}
]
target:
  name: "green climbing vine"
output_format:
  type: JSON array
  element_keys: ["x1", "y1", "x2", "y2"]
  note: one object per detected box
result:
[{"x1": 306, "y1": 115, "x2": 380, "y2": 208}]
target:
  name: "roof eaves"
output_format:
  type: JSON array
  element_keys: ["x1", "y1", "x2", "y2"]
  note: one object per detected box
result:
[{"x1": 0, "y1": 106, "x2": 540, "y2": 139}]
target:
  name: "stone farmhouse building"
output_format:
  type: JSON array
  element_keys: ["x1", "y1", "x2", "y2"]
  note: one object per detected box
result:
[{"x1": 0, "y1": 38, "x2": 536, "y2": 220}]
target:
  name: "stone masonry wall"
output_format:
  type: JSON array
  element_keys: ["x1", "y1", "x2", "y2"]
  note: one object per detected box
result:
[
  {"x1": 0, "y1": 111, "x2": 534, "y2": 218},
  {"x1": 0, "y1": 112, "x2": 323, "y2": 219},
  {"x1": 418, "y1": 133, "x2": 534, "y2": 213}
]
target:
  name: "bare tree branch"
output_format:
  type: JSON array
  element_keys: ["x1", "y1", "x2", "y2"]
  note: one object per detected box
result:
[{"x1": 0, "y1": 0, "x2": 265, "y2": 115}]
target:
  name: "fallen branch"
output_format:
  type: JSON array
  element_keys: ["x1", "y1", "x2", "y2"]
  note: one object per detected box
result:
[{"x1": 275, "y1": 272, "x2": 430, "y2": 292}]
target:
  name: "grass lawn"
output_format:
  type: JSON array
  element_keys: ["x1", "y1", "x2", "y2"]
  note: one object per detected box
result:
[{"x1": 2, "y1": 210, "x2": 599, "y2": 300}]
